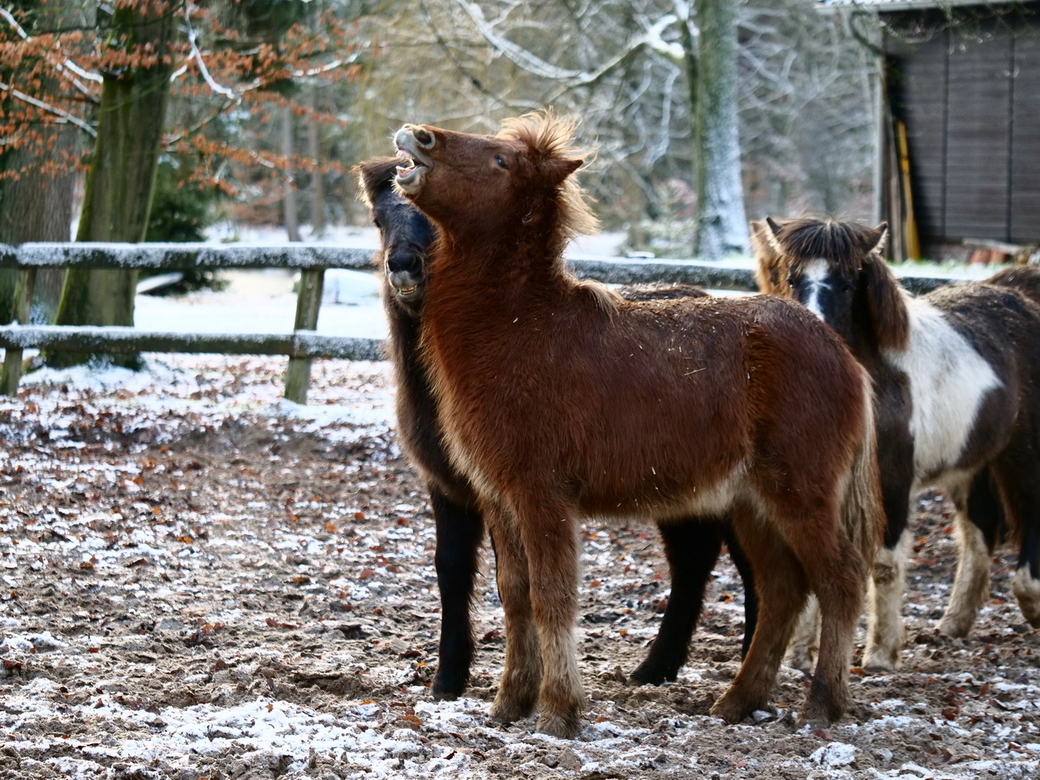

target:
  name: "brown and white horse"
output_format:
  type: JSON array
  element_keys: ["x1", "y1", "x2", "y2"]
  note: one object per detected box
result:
[
  {"x1": 755, "y1": 217, "x2": 1040, "y2": 671},
  {"x1": 393, "y1": 112, "x2": 883, "y2": 737}
]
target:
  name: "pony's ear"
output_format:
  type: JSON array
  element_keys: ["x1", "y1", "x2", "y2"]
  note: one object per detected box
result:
[
  {"x1": 871, "y1": 222, "x2": 889, "y2": 255},
  {"x1": 861, "y1": 252, "x2": 910, "y2": 351},
  {"x1": 350, "y1": 164, "x2": 373, "y2": 206},
  {"x1": 543, "y1": 157, "x2": 583, "y2": 187},
  {"x1": 748, "y1": 220, "x2": 768, "y2": 250},
  {"x1": 859, "y1": 221, "x2": 889, "y2": 257},
  {"x1": 762, "y1": 216, "x2": 786, "y2": 255},
  {"x1": 750, "y1": 220, "x2": 782, "y2": 294},
  {"x1": 751, "y1": 218, "x2": 787, "y2": 293}
]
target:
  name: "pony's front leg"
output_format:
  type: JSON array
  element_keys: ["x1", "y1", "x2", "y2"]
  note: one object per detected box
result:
[
  {"x1": 513, "y1": 496, "x2": 584, "y2": 739},
  {"x1": 862, "y1": 530, "x2": 911, "y2": 671},
  {"x1": 629, "y1": 518, "x2": 724, "y2": 685},
  {"x1": 430, "y1": 489, "x2": 485, "y2": 699},
  {"x1": 484, "y1": 502, "x2": 542, "y2": 724}
]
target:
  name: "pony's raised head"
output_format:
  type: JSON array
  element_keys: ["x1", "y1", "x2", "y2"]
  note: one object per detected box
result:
[
  {"x1": 756, "y1": 217, "x2": 905, "y2": 352},
  {"x1": 394, "y1": 111, "x2": 598, "y2": 253},
  {"x1": 354, "y1": 157, "x2": 437, "y2": 312}
]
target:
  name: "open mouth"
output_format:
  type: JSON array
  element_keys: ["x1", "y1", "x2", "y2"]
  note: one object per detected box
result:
[
  {"x1": 395, "y1": 284, "x2": 419, "y2": 298},
  {"x1": 394, "y1": 150, "x2": 428, "y2": 191},
  {"x1": 393, "y1": 129, "x2": 432, "y2": 192}
]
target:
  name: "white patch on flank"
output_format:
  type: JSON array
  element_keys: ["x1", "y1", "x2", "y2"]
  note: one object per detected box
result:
[
  {"x1": 883, "y1": 296, "x2": 1002, "y2": 481},
  {"x1": 801, "y1": 259, "x2": 830, "y2": 319}
]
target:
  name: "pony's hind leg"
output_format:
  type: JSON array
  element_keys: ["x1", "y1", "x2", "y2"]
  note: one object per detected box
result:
[
  {"x1": 798, "y1": 530, "x2": 864, "y2": 725},
  {"x1": 710, "y1": 512, "x2": 809, "y2": 724},
  {"x1": 991, "y1": 460, "x2": 1040, "y2": 627},
  {"x1": 723, "y1": 524, "x2": 759, "y2": 659},
  {"x1": 938, "y1": 472, "x2": 998, "y2": 637},
  {"x1": 485, "y1": 502, "x2": 542, "y2": 724},
  {"x1": 629, "y1": 517, "x2": 724, "y2": 685},
  {"x1": 430, "y1": 489, "x2": 484, "y2": 699},
  {"x1": 1012, "y1": 523, "x2": 1040, "y2": 627},
  {"x1": 786, "y1": 596, "x2": 820, "y2": 673}
]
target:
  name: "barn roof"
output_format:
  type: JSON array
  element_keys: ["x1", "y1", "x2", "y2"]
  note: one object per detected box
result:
[{"x1": 819, "y1": 0, "x2": 1014, "y2": 11}]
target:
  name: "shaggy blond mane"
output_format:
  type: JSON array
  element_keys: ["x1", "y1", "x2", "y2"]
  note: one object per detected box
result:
[{"x1": 498, "y1": 111, "x2": 600, "y2": 244}]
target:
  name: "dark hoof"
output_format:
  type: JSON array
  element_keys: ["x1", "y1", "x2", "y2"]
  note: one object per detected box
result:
[
  {"x1": 431, "y1": 670, "x2": 467, "y2": 701},
  {"x1": 628, "y1": 662, "x2": 678, "y2": 687}
]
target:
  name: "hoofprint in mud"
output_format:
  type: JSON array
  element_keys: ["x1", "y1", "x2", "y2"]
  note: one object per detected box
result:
[{"x1": 1, "y1": 355, "x2": 1038, "y2": 780}]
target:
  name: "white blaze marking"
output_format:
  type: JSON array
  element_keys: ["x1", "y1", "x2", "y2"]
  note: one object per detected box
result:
[
  {"x1": 884, "y1": 295, "x2": 1002, "y2": 480},
  {"x1": 801, "y1": 259, "x2": 830, "y2": 319}
]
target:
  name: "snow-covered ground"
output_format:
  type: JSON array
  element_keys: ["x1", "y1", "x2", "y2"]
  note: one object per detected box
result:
[{"x1": 2, "y1": 352, "x2": 1038, "y2": 780}]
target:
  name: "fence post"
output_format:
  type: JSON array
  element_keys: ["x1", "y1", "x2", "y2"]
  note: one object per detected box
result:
[
  {"x1": 284, "y1": 267, "x2": 325, "y2": 403},
  {"x1": 1, "y1": 268, "x2": 38, "y2": 396}
]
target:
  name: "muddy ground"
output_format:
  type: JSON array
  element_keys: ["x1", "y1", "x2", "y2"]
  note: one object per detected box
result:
[{"x1": 1, "y1": 356, "x2": 1038, "y2": 779}]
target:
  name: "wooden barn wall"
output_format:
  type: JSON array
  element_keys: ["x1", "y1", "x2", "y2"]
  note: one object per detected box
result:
[
  {"x1": 884, "y1": 5, "x2": 1040, "y2": 248},
  {"x1": 1012, "y1": 33, "x2": 1040, "y2": 242}
]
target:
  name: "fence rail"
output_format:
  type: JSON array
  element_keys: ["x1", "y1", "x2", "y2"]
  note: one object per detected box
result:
[{"x1": 0, "y1": 242, "x2": 963, "y2": 403}]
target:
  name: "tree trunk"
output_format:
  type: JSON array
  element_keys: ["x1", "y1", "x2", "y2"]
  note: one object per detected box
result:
[
  {"x1": 692, "y1": 0, "x2": 747, "y2": 260},
  {"x1": 0, "y1": 140, "x2": 76, "y2": 326},
  {"x1": 307, "y1": 87, "x2": 326, "y2": 237},
  {"x1": 50, "y1": 1, "x2": 177, "y2": 369},
  {"x1": 282, "y1": 104, "x2": 302, "y2": 241},
  {"x1": 0, "y1": 0, "x2": 78, "y2": 324}
]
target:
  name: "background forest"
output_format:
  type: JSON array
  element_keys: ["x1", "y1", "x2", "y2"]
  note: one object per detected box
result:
[{"x1": 0, "y1": 0, "x2": 879, "y2": 327}]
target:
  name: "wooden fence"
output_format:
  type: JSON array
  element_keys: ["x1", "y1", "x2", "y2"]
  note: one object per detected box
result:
[{"x1": 0, "y1": 241, "x2": 959, "y2": 404}]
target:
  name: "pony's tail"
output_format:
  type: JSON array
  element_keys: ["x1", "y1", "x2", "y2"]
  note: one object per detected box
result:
[{"x1": 841, "y1": 371, "x2": 886, "y2": 579}]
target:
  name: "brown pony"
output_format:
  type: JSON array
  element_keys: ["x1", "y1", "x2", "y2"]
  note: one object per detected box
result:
[
  {"x1": 393, "y1": 112, "x2": 883, "y2": 738},
  {"x1": 754, "y1": 217, "x2": 1040, "y2": 671},
  {"x1": 353, "y1": 157, "x2": 758, "y2": 699}
]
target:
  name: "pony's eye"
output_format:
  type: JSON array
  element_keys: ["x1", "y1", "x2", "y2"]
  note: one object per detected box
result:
[
  {"x1": 494, "y1": 155, "x2": 508, "y2": 171},
  {"x1": 373, "y1": 218, "x2": 382, "y2": 230}
]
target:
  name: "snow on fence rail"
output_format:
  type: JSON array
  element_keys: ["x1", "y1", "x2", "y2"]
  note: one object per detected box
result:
[{"x1": 0, "y1": 242, "x2": 960, "y2": 404}]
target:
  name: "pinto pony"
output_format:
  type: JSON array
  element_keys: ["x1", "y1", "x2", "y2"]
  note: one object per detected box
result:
[
  {"x1": 353, "y1": 157, "x2": 757, "y2": 698},
  {"x1": 392, "y1": 113, "x2": 883, "y2": 737},
  {"x1": 754, "y1": 217, "x2": 1040, "y2": 670}
]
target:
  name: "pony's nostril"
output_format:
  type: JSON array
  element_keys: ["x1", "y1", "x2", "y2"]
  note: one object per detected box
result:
[{"x1": 414, "y1": 128, "x2": 434, "y2": 148}]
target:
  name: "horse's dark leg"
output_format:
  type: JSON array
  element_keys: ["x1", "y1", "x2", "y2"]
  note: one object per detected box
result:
[
  {"x1": 629, "y1": 519, "x2": 724, "y2": 685},
  {"x1": 430, "y1": 488, "x2": 485, "y2": 700},
  {"x1": 861, "y1": 446, "x2": 915, "y2": 671},
  {"x1": 990, "y1": 459, "x2": 1040, "y2": 628},
  {"x1": 722, "y1": 527, "x2": 758, "y2": 658},
  {"x1": 937, "y1": 472, "x2": 995, "y2": 638}
]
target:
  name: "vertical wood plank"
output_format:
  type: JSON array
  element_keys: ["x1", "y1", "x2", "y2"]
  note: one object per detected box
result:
[
  {"x1": 284, "y1": 267, "x2": 325, "y2": 404},
  {"x1": 1, "y1": 268, "x2": 38, "y2": 396}
]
